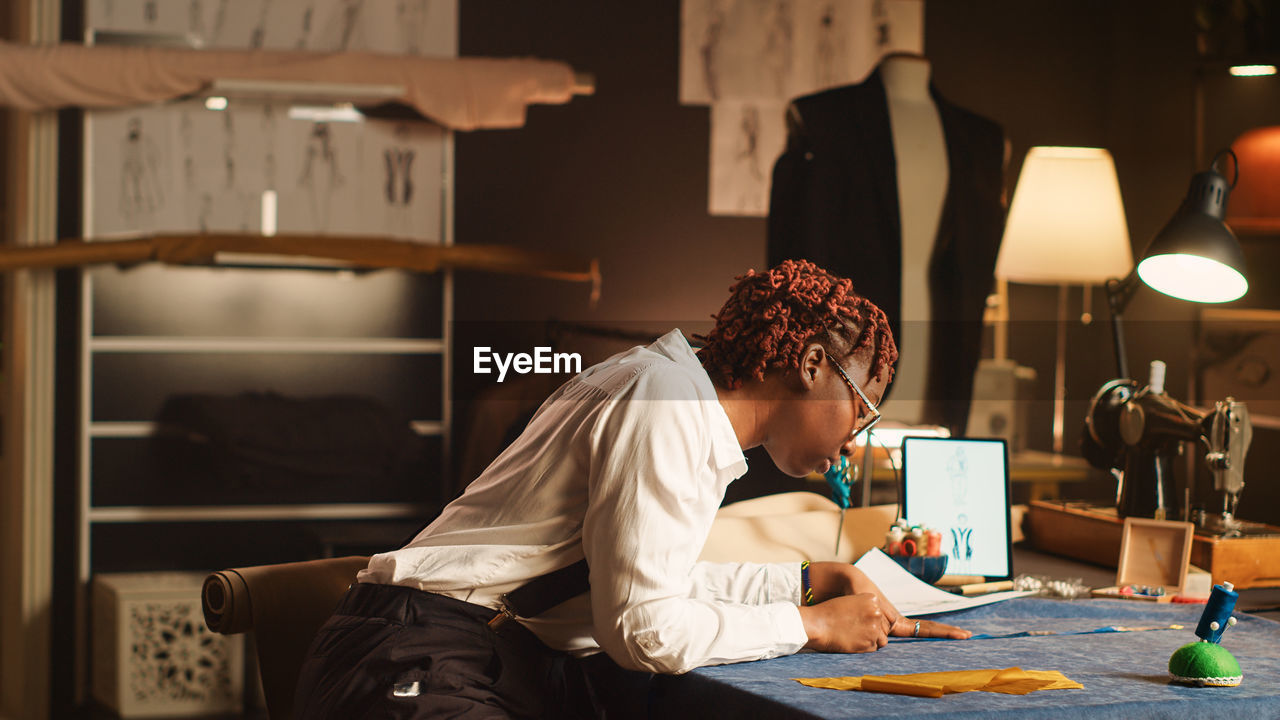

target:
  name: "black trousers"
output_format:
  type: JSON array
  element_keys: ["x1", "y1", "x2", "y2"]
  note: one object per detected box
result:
[{"x1": 294, "y1": 583, "x2": 654, "y2": 719}]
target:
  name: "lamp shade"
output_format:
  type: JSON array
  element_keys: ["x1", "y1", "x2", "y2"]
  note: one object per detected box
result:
[
  {"x1": 996, "y1": 147, "x2": 1132, "y2": 284},
  {"x1": 1226, "y1": 125, "x2": 1280, "y2": 233},
  {"x1": 1137, "y1": 166, "x2": 1248, "y2": 303}
]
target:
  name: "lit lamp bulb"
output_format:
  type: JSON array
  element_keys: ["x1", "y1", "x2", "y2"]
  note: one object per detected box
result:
[
  {"x1": 1136, "y1": 158, "x2": 1248, "y2": 304},
  {"x1": 1137, "y1": 254, "x2": 1247, "y2": 303}
]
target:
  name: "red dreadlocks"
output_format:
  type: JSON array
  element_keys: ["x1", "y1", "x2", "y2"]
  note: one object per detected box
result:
[{"x1": 696, "y1": 259, "x2": 898, "y2": 390}]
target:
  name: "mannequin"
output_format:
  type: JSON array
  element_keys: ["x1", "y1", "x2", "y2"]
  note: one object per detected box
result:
[
  {"x1": 766, "y1": 53, "x2": 1006, "y2": 438},
  {"x1": 878, "y1": 53, "x2": 947, "y2": 425}
]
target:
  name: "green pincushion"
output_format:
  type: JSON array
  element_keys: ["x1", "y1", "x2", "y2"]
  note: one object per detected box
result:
[{"x1": 1168, "y1": 641, "x2": 1243, "y2": 687}]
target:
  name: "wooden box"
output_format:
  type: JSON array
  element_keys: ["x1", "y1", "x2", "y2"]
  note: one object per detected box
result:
[
  {"x1": 1026, "y1": 500, "x2": 1280, "y2": 589},
  {"x1": 92, "y1": 572, "x2": 244, "y2": 718},
  {"x1": 1089, "y1": 518, "x2": 1193, "y2": 602}
]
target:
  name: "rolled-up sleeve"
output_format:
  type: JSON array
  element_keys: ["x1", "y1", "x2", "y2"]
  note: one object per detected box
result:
[
  {"x1": 582, "y1": 371, "x2": 808, "y2": 674},
  {"x1": 690, "y1": 561, "x2": 803, "y2": 606}
]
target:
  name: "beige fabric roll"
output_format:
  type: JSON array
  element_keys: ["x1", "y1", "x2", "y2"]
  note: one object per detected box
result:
[
  {"x1": 0, "y1": 41, "x2": 575, "y2": 131},
  {"x1": 701, "y1": 492, "x2": 898, "y2": 564}
]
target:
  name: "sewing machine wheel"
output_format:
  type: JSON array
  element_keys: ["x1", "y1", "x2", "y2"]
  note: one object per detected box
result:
[{"x1": 1081, "y1": 379, "x2": 1138, "y2": 470}]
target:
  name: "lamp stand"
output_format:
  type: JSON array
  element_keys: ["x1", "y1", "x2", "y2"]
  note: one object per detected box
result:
[
  {"x1": 1106, "y1": 271, "x2": 1141, "y2": 380},
  {"x1": 1053, "y1": 284, "x2": 1068, "y2": 454}
]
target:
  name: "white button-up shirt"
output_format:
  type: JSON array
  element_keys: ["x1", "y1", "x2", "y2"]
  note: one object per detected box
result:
[{"x1": 359, "y1": 330, "x2": 808, "y2": 674}]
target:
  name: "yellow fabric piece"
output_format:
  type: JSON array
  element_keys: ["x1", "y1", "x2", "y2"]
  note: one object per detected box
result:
[{"x1": 795, "y1": 667, "x2": 1083, "y2": 697}]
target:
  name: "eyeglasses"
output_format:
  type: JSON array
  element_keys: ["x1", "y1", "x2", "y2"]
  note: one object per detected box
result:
[{"x1": 829, "y1": 357, "x2": 881, "y2": 439}]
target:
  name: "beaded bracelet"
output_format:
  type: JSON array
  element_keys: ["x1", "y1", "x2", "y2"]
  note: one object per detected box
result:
[{"x1": 800, "y1": 560, "x2": 814, "y2": 606}]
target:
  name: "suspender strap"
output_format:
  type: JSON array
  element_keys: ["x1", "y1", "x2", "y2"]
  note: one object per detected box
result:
[{"x1": 492, "y1": 558, "x2": 590, "y2": 628}]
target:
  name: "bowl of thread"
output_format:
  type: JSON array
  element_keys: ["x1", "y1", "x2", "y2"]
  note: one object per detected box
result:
[
  {"x1": 885, "y1": 524, "x2": 948, "y2": 584},
  {"x1": 890, "y1": 554, "x2": 949, "y2": 584}
]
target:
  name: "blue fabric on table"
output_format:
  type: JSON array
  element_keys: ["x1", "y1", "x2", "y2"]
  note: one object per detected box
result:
[{"x1": 650, "y1": 597, "x2": 1280, "y2": 719}]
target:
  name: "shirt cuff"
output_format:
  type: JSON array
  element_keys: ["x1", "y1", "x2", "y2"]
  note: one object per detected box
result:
[
  {"x1": 765, "y1": 561, "x2": 803, "y2": 606},
  {"x1": 773, "y1": 602, "x2": 810, "y2": 649}
]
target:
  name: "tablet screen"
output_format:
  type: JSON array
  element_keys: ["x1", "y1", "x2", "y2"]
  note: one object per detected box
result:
[{"x1": 902, "y1": 437, "x2": 1012, "y2": 581}]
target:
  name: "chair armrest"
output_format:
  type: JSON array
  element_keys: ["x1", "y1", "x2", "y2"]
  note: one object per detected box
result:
[
  {"x1": 202, "y1": 568, "x2": 254, "y2": 634},
  {"x1": 201, "y1": 556, "x2": 371, "y2": 635}
]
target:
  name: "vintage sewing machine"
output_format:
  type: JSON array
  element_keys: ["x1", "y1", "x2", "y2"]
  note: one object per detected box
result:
[{"x1": 1082, "y1": 360, "x2": 1257, "y2": 537}]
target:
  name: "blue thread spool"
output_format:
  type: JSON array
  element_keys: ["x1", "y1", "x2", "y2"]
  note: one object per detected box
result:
[{"x1": 1195, "y1": 582, "x2": 1238, "y2": 643}]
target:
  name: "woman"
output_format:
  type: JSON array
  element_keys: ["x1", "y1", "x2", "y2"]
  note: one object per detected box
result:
[{"x1": 295, "y1": 259, "x2": 969, "y2": 718}]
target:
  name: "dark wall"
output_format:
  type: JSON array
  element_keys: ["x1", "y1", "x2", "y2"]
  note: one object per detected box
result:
[
  {"x1": 454, "y1": 1, "x2": 767, "y2": 496},
  {"x1": 453, "y1": 1, "x2": 1280, "y2": 516},
  {"x1": 456, "y1": 3, "x2": 759, "y2": 330},
  {"x1": 928, "y1": 1, "x2": 1205, "y2": 450}
]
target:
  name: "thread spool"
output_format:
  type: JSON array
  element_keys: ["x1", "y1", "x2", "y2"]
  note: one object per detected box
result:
[
  {"x1": 1149, "y1": 360, "x2": 1166, "y2": 394},
  {"x1": 1195, "y1": 582, "x2": 1238, "y2": 643},
  {"x1": 900, "y1": 537, "x2": 918, "y2": 557},
  {"x1": 884, "y1": 527, "x2": 904, "y2": 555},
  {"x1": 926, "y1": 530, "x2": 942, "y2": 557}
]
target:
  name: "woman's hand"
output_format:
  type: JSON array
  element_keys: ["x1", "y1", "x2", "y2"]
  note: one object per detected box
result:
[
  {"x1": 798, "y1": 593, "x2": 891, "y2": 653},
  {"x1": 802, "y1": 562, "x2": 971, "y2": 649}
]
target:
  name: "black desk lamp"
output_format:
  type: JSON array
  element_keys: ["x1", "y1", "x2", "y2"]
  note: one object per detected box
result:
[
  {"x1": 1105, "y1": 150, "x2": 1248, "y2": 379},
  {"x1": 1087, "y1": 151, "x2": 1250, "y2": 519}
]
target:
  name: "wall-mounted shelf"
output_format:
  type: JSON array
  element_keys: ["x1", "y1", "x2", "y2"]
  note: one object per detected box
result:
[{"x1": 0, "y1": 233, "x2": 601, "y2": 304}]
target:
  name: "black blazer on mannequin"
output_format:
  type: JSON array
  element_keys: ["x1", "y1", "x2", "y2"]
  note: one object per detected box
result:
[{"x1": 767, "y1": 66, "x2": 1006, "y2": 436}]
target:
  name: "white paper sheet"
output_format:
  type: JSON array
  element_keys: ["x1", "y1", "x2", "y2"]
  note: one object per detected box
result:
[{"x1": 854, "y1": 548, "x2": 1034, "y2": 617}]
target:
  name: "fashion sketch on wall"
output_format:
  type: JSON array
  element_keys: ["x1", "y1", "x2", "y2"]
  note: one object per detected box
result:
[
  {"x1": 86, "y1": 0, "x2": 457, "y2": 56},
  {"x1": 679, "y1": 0, "x2": 923, "y2": 216},
  {"x1": 83, "y1": 0, "x2": 455, "y2": 242},
  {"x1": 362, "y1": 121, "x2": 446, "y2": 241},
  {"x1": 87, "y1": 107, "x2": 181, "y2": 237},
  {"x1": 708, "y1": 100, "x2": 785, "y2": 216}
]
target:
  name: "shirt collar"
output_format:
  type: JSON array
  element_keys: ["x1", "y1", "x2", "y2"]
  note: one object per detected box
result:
[{"x1": 651, "y1": 329, "x2": 748, "y2": 475}]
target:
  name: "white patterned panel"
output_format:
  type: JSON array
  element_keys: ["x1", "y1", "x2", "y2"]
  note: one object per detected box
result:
[
  {"x1": 93, "y1": 572, "x2": 244, "y2": 718},
  {"x1": 126, "y1": 602, "x2": 238, "y2": 707}
]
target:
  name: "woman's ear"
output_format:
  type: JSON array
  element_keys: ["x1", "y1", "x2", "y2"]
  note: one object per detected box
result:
[{"x1": 797, "y1": 343, "x2": 826, "y2": 389}]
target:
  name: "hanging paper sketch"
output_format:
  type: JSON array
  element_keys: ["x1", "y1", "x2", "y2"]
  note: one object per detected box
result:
[
  {"x1": 174, "y1": 99, "x2": 267, "y2": 233},
  {"x1": 85, "y1": 0, "x2": 457, "y2": 56},
  {"x1": 680, "y1": 0, "x2": 923, "y2": 216},
  {"x1": 709, "y1": 100, "x2": 785, "y2": 216},
  {"x1": 360, "y1": 120, "x2": 445, "y2": 241},
  {"x1": 272, "y1": 118, "x2": 358, "y2": 235},
  {"x1": 86, "y1": 106, "x2": 183, "y2": 237}
]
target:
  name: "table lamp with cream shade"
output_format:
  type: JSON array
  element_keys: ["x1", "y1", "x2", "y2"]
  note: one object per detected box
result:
[{"x1": 995, "y1": 146, "x2": 1133, "y2": 454}]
